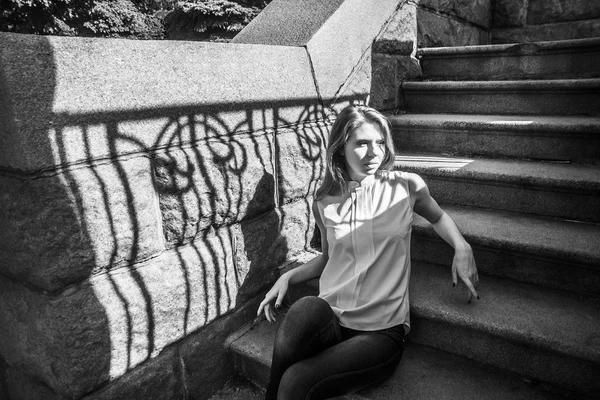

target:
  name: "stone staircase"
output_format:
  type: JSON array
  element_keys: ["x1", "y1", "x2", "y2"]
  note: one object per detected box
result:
[{"x1": 212, "y1": 36, "x2": 600, "y2": 400}]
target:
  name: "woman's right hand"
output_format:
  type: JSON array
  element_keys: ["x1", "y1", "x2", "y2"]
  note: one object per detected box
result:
[{"x1": 257, "y1": 274, "x2": 290, "y2": 323}]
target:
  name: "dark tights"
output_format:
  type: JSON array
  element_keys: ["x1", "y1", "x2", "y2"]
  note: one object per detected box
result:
[{"x1": 265, "y1": 296, "x2": 404, "y2": 400}]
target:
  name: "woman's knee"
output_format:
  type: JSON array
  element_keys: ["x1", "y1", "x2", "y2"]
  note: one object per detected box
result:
[
  {"x1": 274, "y1": 296, "x2": 337, "y2": 354},
  {"x1": 283, "y1": 296, "x2": 333, "y2": 327}
]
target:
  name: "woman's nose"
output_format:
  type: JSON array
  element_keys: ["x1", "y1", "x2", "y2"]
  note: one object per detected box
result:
[{"x1": 367, "y1": 143, "x2": 379, "y2": 157}]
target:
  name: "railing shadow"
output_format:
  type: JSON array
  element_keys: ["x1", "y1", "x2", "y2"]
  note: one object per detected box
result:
[{"x1": 0, "y1": 31, "x2": 370, "y2": 398}]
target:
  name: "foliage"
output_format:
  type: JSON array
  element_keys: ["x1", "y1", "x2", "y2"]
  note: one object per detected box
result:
[
  {"x1": 164, "y1": 0, "x2": 271, "y2": 40},
  {"x1": 0, "y1": 0, "x2": 93, "y2": 35},
  {"x1": 83, "y1": 0, "x2": 165, "y2": 39},
  {"x1": 0, "y1": 0, "x2": 270, "y2": 39}
]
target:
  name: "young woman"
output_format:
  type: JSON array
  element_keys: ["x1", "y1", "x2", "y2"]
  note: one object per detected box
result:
[{"x1": 257, "y1": 105, "x2": 479, "y2": 400}]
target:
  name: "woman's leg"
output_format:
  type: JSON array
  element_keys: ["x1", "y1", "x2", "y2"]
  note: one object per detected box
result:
[
  {"x1": 277, "y1": 328, "x2": 404, "y2": 400},
  {"x1": 265, "y1": 296, "x2": 341, "y2": 400}
]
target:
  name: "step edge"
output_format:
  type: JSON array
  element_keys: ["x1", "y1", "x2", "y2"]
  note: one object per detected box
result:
[
  {"x1": 393, "y1": 157, "x2": 600, "y2": 192},
  {"x1": 417, "y1": 37, "x2": 600, "y2": 57},
  {"x1": 388, "y1": 114, "x2": 600, "y2": 135},
  {"x1": 401, "y1": 78, "x2": 600, "y2": 90}
]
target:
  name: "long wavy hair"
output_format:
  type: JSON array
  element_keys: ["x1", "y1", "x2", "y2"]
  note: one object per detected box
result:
[{"x1": 316, "y1": 105, "x2": 395, "y2": 200}]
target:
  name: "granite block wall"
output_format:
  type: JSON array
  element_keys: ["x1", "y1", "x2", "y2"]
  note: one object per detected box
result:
[
  {"x1": 0, "y1": 32, "x2": 328, "y2": 399},
  {"x1": 368, "y1": 0, "x2": 492, "y2": 110},
  {"x1": 492, "y1": 0, "x2": 600, "y2": 42},
  {"x1": 0, "y1": 0, "x2": 412, "y2": 397}
]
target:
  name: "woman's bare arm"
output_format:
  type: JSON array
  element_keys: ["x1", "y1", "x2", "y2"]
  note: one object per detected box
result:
[{"x1": 408, "y1": 173, "x2": 479, "y2": 302}]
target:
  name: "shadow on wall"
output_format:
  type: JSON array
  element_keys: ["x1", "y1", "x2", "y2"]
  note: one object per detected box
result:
[{"x1": 0, "y1": 35, "x2": 331, "y2": 399}]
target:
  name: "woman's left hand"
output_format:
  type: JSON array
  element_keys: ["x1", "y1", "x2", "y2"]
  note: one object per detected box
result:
[{"x1": 452, "y1": 242, "x2": 479, "y2": 303}]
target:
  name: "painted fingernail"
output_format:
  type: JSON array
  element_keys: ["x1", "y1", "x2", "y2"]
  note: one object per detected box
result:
[
  {"x1": 468, "y1": 299, "x2": 471, "y2": 304},
  {"x1": 453, "y1": 283, "x2": 456, "y2": 288},
  {"x1": 477, "y1": 296, "x2": 480, "y2": 300}
]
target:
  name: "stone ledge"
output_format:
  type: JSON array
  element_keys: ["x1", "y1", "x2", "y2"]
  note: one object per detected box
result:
[
  {"x1": 0, "y1": 33, "x2": 321, "y2": 171},
  {"x1": 233, "y1": 0, "x2": 402, "y2": 108}
]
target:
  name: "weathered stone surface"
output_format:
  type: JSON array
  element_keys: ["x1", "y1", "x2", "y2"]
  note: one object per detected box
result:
[
  {"x1": 154, "y1": 133, "x2": 276, "y2": 246},
  {"x1": 276, "y1": 123, "x2": 327, "y2": 205},
  {"x1": 376, "y1": 3, "x2": 418, "y2": 56},
  {"x1": 0, "y1": 33, "x2": 322, "y2": 171},
  {"x1": 91, "y1": 232, "x2": 242, "y2": 382},
  {"x1": 306, "y1": 0, "x2": 403, "y2": 104},
  {"x1": 83, "y1": 348, "x2": 184, "y2": 400},
  {"x1": 231, "y1": 0, "x2": 346, "y2": 46},
  {"x1": 0, "y1": 229, "x2": 243, "y2": 398},
  {"x1": 235, "y1": 199, "x2": 316, "y2": 303},
  {"x1": 234, "y1": 0, "x2": 401, "y2": 105},
  {"x1": 0, "y1": 275, "x2": 112, "y2": 398},
  {"x1": 279, "y1": 199, "x2": 318, "y2": 256},
  {"x1": 330, "y1": 54, "x2": 373, "y2": 114},
  {"x1": 373, "y1": 39, "x2": 415, "y2": 56},
  {"x1": 528, "y1": 0, "x2": 600, "y2": 25},
  {"x1": 179, "y1": 294, "x2": 262, "y2": 400},
  {"x1": 492, "y1": 19, "x2": 600, "y2": 43},
  {"x1": 0, "y1": 356, "x2": 8, "y2": 400},
  {"x1": 492, "y1": 0, "x2": 527, "y2": 28},
  {"x1": 0, "y1": 156, "x2": 163, "y2": 292},
  {"x1": 370, "y1": 53, "x2": 422, "y2": 111},
  {"x1": 419, "y1": 0, "x2": 492, "y2": 28},
  {"x1": 418, "y1": 8, "x2": 489, "y2": 48},
  {"x1": 397, "y1": 55, "x2": 423, "y2": 81},
  {"x1": 370, "y1": 54, "x2": 399, "y2": 111},
  {"x1": 6, "y1": 367, "x2": 67, "y2": 400}
]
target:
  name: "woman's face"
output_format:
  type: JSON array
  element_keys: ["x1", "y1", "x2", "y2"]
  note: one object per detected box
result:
[{"x1": 343, "y1": 122, "x2": 386, "y2": 182}]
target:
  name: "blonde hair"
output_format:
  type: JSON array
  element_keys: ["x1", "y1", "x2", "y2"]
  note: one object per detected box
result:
[{"x1": 316, "y1": 105, "x2": 395, "y2": 200}]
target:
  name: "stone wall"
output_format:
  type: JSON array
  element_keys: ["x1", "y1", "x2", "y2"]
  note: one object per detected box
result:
[
  {"x1": 492, "y1": 0, "x2": 600, "y2": 42},
  {"x1": 0, "y1": 32, "x2": 328, "y2": 399},
  {"x1": 0, "y1": 1, "x2": 406, "y2": 399},
  {"x1": 369, "y1": 0, "x2": 492, "y2": 110}
]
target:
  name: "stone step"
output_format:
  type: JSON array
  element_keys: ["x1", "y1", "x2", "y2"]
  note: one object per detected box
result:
[
  {"x1": 412, "y1": 204, "x2": 600, "y2": 298},
  {"x1": 226, "y1": 259, "x2": 600, "y2": 399},
  {"x1": 492, "y1": 18, "x2": 600, "y2": 44},
  {"x1": 226, "y1": 314, "x2": 573, "y2": 400},
  {"x1": 389, "y1": 114, "x2": 600, "y2": 163},
  {"x1": 417, "y1": 38, "x2": 600, "y2": 81},
  {"x1": 393, "y1": 154, "x2": 600, "y2": 223},
  {"x1": 399, "y1": 79, "x2": 600, "y2": 116},
  {"x1": 408, "y1": 261, "x2": 600, "y2": 398}
]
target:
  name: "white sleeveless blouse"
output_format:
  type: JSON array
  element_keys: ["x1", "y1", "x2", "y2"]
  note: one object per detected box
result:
[{"x1": 316, "y1": 170, "x2": 413, "y2": 333}]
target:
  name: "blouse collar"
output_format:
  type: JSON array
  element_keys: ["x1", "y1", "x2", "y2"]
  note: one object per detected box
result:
[{"x1": 346, "y1": 174, "x2": 376, "y2": 191}]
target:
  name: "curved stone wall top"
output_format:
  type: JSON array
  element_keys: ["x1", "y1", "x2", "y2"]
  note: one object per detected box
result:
[
  {"x1": 233, "y1": 0, "x2": 403, "y2": 107},
  {"x1": 0, "y1": 33, "x2": 321, "y2": 172}
]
